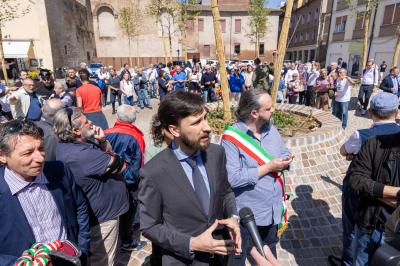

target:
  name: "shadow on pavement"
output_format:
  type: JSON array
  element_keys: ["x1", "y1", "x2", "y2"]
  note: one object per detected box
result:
[{"x1": 280, "y1": 185, "x2": 342, "y2": 266}]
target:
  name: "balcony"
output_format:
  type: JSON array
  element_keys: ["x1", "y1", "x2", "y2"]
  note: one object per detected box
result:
[
  {"x1": 379, "y1": 23, "x2": 400, "y2": 37},
  {"x1": 332, "y1": 31, "x2": 345, "y2": 42},
  {"x1": 352, "y1": 29, "x2": 364, "y2": 39}
]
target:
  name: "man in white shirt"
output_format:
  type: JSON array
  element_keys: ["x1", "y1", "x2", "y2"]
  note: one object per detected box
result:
[
  {"x1": 284, "y1": 63, "x2": 299, "y2": 88},
  {"x1": 358, "y1": 59, "x2": 379, "y2": 115},
  {"x1": 147, "y1": 64, "x2": 158, "y2": 98}
]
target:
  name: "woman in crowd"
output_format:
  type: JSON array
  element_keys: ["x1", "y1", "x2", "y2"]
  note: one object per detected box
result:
[
  {"x1": 108, "y1": 68, "x2": 122, "y2": 114},
  {"x1": 120, "y1": 72, "x2": 136, "y2": 106},
  {"x1": 305, "y1": 62, "x2": 320, "y2": 107},
  {"x1": 287, "y1": 72, "x2": 303, "y2": 104},
  {"x1": 188, "y1": 66, "x2": 201, "y2": 94},
  {"x1": 157, "y1": 69, "x2": 170, "y2": 102},
  {"x1": 315, "y1": 69, "x2": 331, "y2": 111}
]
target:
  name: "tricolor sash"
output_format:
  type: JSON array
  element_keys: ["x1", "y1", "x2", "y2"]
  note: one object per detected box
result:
[{"x1": 221, "y1": 126, "x2": 289, "y2": 237}]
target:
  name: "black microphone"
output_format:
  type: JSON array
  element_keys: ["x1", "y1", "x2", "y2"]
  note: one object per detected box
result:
[{"x1": 239, "y1": 207, "x2": 266, "y2": 258}]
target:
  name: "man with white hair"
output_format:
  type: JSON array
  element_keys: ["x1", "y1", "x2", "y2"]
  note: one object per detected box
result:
[
  {"x1": 8, "y1": 78, "x2": 42, "y2": 121},
  {"x1": 51, "y1": 82, "x2": 73, "y2": 107},
  {"x1": 104, "y1": 104, "x2": 146, "y2": 251},
  {"x1": 34, "y1": 98, "x2": 64, "y2": 161}
]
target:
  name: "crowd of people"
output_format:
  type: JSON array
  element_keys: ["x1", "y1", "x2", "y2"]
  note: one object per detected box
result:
[{"x1": 0, "y1": 56, "x2": 399, "y2": 266}]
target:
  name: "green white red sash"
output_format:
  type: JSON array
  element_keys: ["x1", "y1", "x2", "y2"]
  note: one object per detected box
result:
[{"x1": 221, "y1": 126, "x2": 288, "y2": 237}]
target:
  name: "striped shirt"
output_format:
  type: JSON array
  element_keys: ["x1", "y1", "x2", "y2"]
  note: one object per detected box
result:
[{"x1": 4, "y1": 167, "x2": 67, "y2": 243}]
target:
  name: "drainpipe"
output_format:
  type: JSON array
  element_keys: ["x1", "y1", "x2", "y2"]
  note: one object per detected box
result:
[
  {"x1": 230, "y1": 12, "x2": 233, "y2": 60},
  {"x1": 367, "y1": 4, "x2": 378, "y2": 61}
]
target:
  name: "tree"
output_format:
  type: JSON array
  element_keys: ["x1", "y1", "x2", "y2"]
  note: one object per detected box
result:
[
  {"x1": 147, "y1": 0, "x2": 179, "y2": 63},
  {"x1": 271, "y1": 0, "x2": 294, "y2": 108},
  {"x1": 177, "y1": 0, "x2": 200, "y2": 63},
  {"x1": 247, "y1": 0, "x2": 270, "y2": 58},
  {"x1": 0, "y1": 0, "x2": 32, "y2": 83},
  {"x1": 345, "y1": 0, "x2": 380, "y2": 70},
  {"x1": 211, "y1": 0, "x2": 231, "y2": 120},
  {"x1": 119, "y1": 0, "x2": 143, "y2": 67},
  {"x1": 392, "y1": 25, "x2": 400, "y2": 67}
]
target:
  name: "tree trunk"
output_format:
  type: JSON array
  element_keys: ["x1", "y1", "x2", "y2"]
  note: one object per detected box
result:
[
  {"x1": 183, "y1": 31, "x2": 188, "y2": 63},
  {"x1": 211, "y1": 0, "x2": 231, "y2": 120},
  {"x1": 136, "y1": 37, "x2": 140, "y2": 67},
  {"x1": 271, "y1": 0, "x2": 294, "y2": 108},
  {"x1": 128, "y1": 38, "x2": 133, "y2": 67},
  {"x1": 392, "y1": 26, "x2": 400, "y2": 67},
  {"x1": 361, "y1": 10, "x2": 371, "y2": 71},
  {"x1": 0, "y1": 28, "x2": 8, "y2": 84},
  {"x1": 255, "y1": 35, "x2": 260, "y2": 58}
]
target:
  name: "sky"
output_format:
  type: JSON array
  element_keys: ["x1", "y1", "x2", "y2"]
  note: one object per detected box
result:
[{"x1": 266, "y1": 0, "x2": 285, "y2": 8}]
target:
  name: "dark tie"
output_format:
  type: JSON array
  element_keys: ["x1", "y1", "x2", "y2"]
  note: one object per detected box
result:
[{"x1": 185, "y1": 156, "x2": 210, "y2": 215}]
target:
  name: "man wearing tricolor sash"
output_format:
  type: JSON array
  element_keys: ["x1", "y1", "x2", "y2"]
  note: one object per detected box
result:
[{"x1": 221, "y1": 89, "x2": 293, "y2": 265}]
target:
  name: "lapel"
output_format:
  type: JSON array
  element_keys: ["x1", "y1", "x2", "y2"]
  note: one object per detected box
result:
[
  {"x1": 201, "y1": 149, "x2": 217, "y2": 217},
  {"x1": 0, "y1": 167, "x2": 35, "y2": 242},
  {"x1": 43, "y1": 171, "x2": 68, "y2": 231},
  {"x1": 163, "y1": 148, "x2": 208, "y2": 218}
]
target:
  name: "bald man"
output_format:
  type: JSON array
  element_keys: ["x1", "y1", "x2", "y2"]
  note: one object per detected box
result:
[{"x1": 34, "y1": 98, "x2": 64, "y2": 161}]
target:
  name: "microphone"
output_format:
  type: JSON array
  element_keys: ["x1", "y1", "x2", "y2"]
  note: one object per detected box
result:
[{"x1": 239, "y1": 207, "x2": 266, "y2": 258}]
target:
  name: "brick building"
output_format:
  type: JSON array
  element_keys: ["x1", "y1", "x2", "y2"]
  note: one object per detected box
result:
[
  {"x1": 326, "y1": 0, "x2": 400, "y2": 76},
  {"x1": 279, "y1": 0, "x2": 334, "y2": 66}
]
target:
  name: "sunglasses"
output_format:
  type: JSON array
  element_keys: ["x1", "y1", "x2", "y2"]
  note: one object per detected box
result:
[{"x1": 2, "y1": 118, "x2": 31, "y2": 134}]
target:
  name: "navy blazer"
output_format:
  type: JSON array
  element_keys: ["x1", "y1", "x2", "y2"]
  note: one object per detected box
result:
[
  {"x1": 380, "y1": 75, "x2": 400, "y2": 96},
  {"x1": 0, "y1": 161, "x2": 90, "y2": 265}
]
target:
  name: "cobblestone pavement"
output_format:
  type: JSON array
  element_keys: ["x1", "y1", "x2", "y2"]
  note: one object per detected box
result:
[{"x1": 107, "y1": 88, "x2": 375, "y2": 266}]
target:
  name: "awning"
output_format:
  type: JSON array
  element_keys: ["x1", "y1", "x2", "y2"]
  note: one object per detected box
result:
[{"x1": 2, "y1": 41, "x2": 31, "y2": 58}]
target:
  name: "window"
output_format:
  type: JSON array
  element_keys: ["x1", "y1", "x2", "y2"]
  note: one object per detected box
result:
[
  {"x1": 203, "y1": 45, "x2": 210, "y2": 57},
  {"x1": 308, "y1": 12, "x2": 311, "y2": 22},
  {"x1": 334, "y1": 16, "x2": 347, "y2": 33},
  {"x1": 97, "y1": 6, "x2": 116, "y2": 38},
  {"x1": 315, "y1": 9, "x2": 319, "y2": 20},
  {"x1": 382, "y1": 4, "x2": 400, "y2": 25},
  {"x1": 221, "y1": 19, "x2": 226, "y2": 33},
  {"x1": 186, "y1": 19, "x2": 194, "y2": 31},
  {"x1": 259, "y1": 43, "x2": 265, "y2": 55},
  {"x1": 198, "y1": 18, "x2": 204, "y2": 32},
  {"x1": 300, "y1": 32, "x2": 303, "y2": 41},
  {"x1": 305, "y1": 31, "x2": 309, "y2": 41},
  {"x1": 355, "y1": 12, "x2": 365, "y2": 30},
  {"x1": 64, "y1": 45, "x2": 68, "y2": 55},
  {"x1": 234, "y1": 43, "x2": 240, "y2": 55},
  {"x1": 301, "y1": 15, "x2": 305, "y2": 24},
  {"x1": 294, "y1": 33, "x2": 298, "y2": 43},
  {"x1": 312, "y1": 29, "x2": 316, "y2": 40},
  {"x1": 235, "y1": 19, "x2": 241, "y2": 33}
]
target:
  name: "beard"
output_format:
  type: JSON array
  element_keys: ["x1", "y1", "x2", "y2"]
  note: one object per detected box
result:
[
  {"x1": 81, "y1": 126, "x2": 96, "y2": 139},
  {"x1": 180, "y1": 131, "x2": 210, "y2": 151}
]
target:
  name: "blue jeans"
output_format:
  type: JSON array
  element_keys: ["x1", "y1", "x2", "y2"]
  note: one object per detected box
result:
[
  {"x1": 342, "y1": 177, "x2": 358, "y2": 266},
  {"x1": 138, "y1": 88, "x2": 150, "y2": 108},
  {"x1": 233, "y1": 224, "x2": 278, "y2": 266},
  {"x1": 352, "y1": 226, "x2": 384, "y2": 266},
  {"x1": 202, "y1": 88, "x2": 209, "y2": 103},
  {"x1": 149, "y1": 79, "x2": 156, "y2": 98},
  {"x1": 358, "y1": 84, "x2": 373, "y2": 110},
  {"x1": 333, "y1": 100, "x2": 350, "y2": 128},
  {"x1": 124, "y1": 95, "x2": 134, "y2": 106}
]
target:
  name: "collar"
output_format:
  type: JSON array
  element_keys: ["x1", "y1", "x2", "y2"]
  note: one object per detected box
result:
[
  {"x1": 171, "y1": 141, "x2": 200, "y2": 161},
  {"x1": 372, "y1": 121, "x2": 397, "y2": 126},
  {"x1": 4, "y1": 167, "x2": 48, "y2": 195},
  {"x1": 236, "y1": 120, "x2": 271, "y2": 139},
  {"x1": 113, "y1": 120, "x2": 144, "y2": 136}
]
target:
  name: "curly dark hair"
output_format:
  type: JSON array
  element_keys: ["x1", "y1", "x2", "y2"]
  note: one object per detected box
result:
[{"x1": 0, "y1": 120, "x2": 44, "y2": 156}]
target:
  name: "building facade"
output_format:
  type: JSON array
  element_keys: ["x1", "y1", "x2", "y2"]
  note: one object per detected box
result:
[
  {"x1": 326, "y1": 0, "x2": 400, "y2": 76},
  {"x1": 280, "y1": 0, "x2": 334, "y2": 66},
  {"x1": 2, "y1": 0, "x2": 96, "y2": 74},
  {"x1": 91, "y1": 0, "x2": 281, "y2": 68}
]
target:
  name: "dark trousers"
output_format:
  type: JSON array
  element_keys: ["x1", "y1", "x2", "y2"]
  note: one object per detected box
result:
[
  {"x1": 298, "y1": 91, "x2": 306, "y2": 105},
  {"x1": 101, "y1": 87, "x2": 108, "y2": 106},
  {"x1": 233, "y1": 224, "x2": 278, "y2": 266},
  {"x1": 358, "y1": 84, "x2": 374, "y2": 110},
  {"x1": 288, "y1": 95, "x2": 298, "y2": 104},
  {"x1": 342, "y1": 177, "x2": 358, "y2": 266},
  {"x1": 305, "y1": 86, "x2": 316, "y2": 107},
  {"x1": 110, "y1": 91, "x2": 122, "y2": 112},
  {"x1": 119, "y1": 190, "x2": 140, "y2": 245}
]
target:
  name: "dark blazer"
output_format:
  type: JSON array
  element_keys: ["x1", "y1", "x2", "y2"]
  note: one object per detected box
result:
[
  {"x1": 139, "y1": 144, "x2": 237, "y2": 266},
  {"x1": 380, "y1": 75, "x2": 400, "y2": 96},
  {"x1": 0, "y1": 161, "x2": 90, "y2": 265}
]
